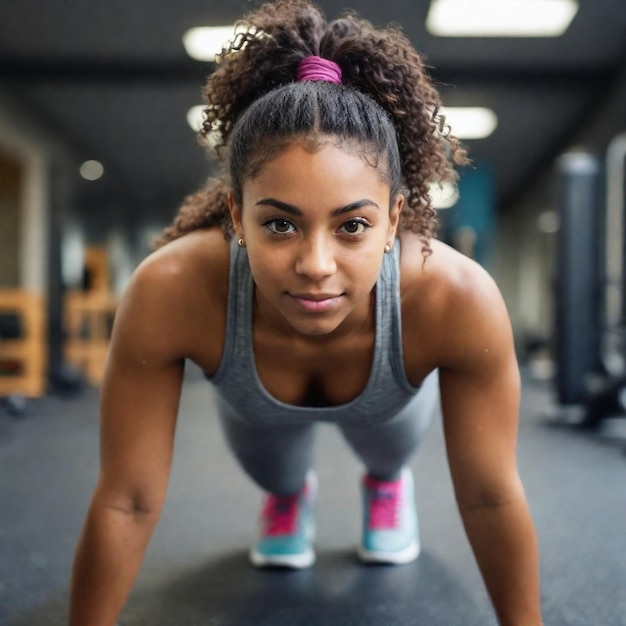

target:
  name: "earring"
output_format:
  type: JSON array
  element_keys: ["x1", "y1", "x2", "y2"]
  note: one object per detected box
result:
[
  {"x1": 384, "y1": 243, "x2": 392, "y2": 253},
  {"x1": 238, "y1": 238, "x2": 246, "y2": 248}
]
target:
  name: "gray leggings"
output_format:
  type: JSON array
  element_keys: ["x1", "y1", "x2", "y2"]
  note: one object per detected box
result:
[{"x1": 216, "y1": 371, "x2": 440, "y2": 495}]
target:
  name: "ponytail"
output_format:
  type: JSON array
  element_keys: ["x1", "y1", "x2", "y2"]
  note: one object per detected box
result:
[{"x1": 160, "y1": 0, "x2": 466, "y2": 253}]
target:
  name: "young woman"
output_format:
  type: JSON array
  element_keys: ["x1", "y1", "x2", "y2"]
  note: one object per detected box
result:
[{"x1": 70, "y1": 1, "x2": 542, "y2": 624}]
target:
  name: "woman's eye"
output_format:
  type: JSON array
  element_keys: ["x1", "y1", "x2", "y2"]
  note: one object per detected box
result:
[
  {"x1": 339, "y1": 219, "x2": 370, "y2": 235},
  {"x1": 265, "y1": 218, "x2": 296, "y2": 234}
]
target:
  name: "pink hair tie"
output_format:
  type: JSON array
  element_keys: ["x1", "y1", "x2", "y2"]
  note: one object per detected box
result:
[{"x1": 296, "y1": 56, "x2": 342, "y2": 84}]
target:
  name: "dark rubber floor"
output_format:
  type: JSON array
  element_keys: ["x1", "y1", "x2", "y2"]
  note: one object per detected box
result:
[{"x1": 1, "y1": 364, "x2": 625, "y2": 625}]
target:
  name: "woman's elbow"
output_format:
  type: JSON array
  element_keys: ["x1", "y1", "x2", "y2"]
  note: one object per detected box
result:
[
  {"x1": 92, "y1": 481, "x2": 166, "y2": 523},
  {"x1": 454, "y1": 473, "x2": 526, "y2": 513}
]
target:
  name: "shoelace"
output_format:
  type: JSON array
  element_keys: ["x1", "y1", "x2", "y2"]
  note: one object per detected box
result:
[
  {"x1": 261, "y1": 494, "x2": 299, "y2": 536},
  {"x1": 365, "y1": 477, "x2": 402, "y2": 530}
]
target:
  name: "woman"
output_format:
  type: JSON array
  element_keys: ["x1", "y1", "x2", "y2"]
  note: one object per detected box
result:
[{"x1": 70, "y1": 1, "x2": 542, "y2": 624}]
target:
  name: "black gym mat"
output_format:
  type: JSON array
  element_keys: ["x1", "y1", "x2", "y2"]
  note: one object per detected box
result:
[{"x1": 1, "y1": 364, "x2": 624, "y2": 625}]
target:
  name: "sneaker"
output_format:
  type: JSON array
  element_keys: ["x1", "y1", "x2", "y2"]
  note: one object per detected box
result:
[
  {"x1": 249, "y1": 471, "x2": 317, "y2": 569},
  {"x1": 357, "y1": 466, "x2": 420, "y2": 564}
]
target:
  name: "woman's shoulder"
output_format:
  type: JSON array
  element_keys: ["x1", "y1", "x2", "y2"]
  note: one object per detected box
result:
[
  {"x1": 136, "y1": 228, "x2": 231, "y2": 291},
  {"x1": 398, "y1": 231, "x2": 496, "y2": 305},
  {"x1": 114, "y1": 228, "x2": 231, "y2": 367},
  {"x1": 398, "y1": 231, "x2": 511, "y2": 371}
]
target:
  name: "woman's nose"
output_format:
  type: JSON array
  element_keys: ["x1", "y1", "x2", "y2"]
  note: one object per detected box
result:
[{"x1": 294, "y1": 234, "x2": 337, "y2": 280}]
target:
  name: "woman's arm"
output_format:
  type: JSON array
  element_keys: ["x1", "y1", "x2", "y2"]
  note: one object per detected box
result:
[
  {"x1": 69, "y1": 257, "x2": 195, "y2": 626},
  {"x1": 437, "y1": 267, "x2": 542, "y2": 626}
]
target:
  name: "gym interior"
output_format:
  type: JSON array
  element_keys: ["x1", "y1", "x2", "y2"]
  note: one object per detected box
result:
[{"x1": 1, "y1": 1, "x2": 625, "y2": 624}]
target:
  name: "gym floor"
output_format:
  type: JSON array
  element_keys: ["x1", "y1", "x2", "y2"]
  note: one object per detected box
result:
[{"x1": 1, "y1": 363, "x2": 624, "y2": 626}]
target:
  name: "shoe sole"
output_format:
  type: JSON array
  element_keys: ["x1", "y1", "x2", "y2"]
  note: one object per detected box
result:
[
  {"x1": 357, "y1": 538, "x2": 421, "y2": 565},
  {"x1": 249, "y1": 547, "x2": 316, "y2": 569}
]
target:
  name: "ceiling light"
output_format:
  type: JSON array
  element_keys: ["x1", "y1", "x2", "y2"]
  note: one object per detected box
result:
[
  {"x1": 187, "y1": 105, "x2": 205, "y2": 131},
  {"x1": 427, "y1": 0, "x2": 578, "y2": 37},
  {"x1": 428, "y1": 181, "x2": 459, "y2": 209},
  {"x1": 186, "y1": 104, "x2": 220, "y2": 145},
  {"x1": 183, "y1": 25, "x2": 245, "y2": 61},
  {"x1": 439, "y1": 107, "x2": 498, "y2": 139},
  {"x1": 538, "y1": 210, "x2": 560, "y2": 234},
  {"x1": 79, "y1": 160, "x2": 104, "y2": 181}
]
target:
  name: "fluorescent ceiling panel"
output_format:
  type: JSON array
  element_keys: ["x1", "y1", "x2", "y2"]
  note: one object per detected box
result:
[
  {"x1": 440, "y1": 107, "x2": 498, "y2": 139},
  {"x1": 428, "y1": 181, "x2": 459, "y2": 209},
  {"x1": 183, "y1": 25, "x2": 244, "y2": 61},
  {"x1": 187, "y1": 105, "x2": 205, "y2": 131},
  {"x1": 427, "y1": 0, "x2": 578, "y2": 37},
  {"x1": 187, "y1": 105, "x2": 222, "y2": 158}
]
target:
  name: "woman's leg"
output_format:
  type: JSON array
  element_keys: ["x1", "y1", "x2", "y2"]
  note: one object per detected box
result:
[
  {"x1": 339, "y1": 370, "x2": 440, "y2": 480},
  {"x1": 215, "y1": 395, "x2": 316, "y2": 495}
]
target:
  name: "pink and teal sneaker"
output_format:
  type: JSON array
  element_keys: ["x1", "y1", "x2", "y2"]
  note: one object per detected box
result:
[
  {"x1": 358, "y1": 467, "x2": 420, "y2": 564},
  {"x1": 250, "y1": 471, "x2": 317, "y2": 569}
]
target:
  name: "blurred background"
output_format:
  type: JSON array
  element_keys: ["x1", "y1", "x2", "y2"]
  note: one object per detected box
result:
[
  {"x1": 1, "y1": 1, "x2": 626, "y2": 624},
  {"x1": 0, "y1": 0, "x2": 625, "y2": 402}
]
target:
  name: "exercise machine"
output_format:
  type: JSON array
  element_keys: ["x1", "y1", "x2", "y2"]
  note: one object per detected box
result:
[{"x1": 553, "y1": 135, "x2": 626, "y2": 445}]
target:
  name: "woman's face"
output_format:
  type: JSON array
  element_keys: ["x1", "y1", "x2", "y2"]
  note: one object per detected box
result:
[{"x1": 230, "y1": 140, "x2": 402, "y2": 338}]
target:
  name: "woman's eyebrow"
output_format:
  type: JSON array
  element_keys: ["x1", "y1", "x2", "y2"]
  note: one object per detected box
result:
[{"x1": 255, "y1": 198, "x2": 380, "y2": 216}]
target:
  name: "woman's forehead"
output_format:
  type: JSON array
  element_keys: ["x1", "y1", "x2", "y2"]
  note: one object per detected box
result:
[
  {"x1": 244, "y1": 136, "x2": 391, "y2": 188},
  {"x1": 238, "y1": 146, "x2": 393, "y2": 219}
]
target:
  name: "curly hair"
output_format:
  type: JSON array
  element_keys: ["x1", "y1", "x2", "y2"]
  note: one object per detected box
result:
[{"x1": 157, "y1": 0, "x2": 467, "y2": 255}]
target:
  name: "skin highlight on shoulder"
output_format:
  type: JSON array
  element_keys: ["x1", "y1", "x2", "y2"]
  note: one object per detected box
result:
[
  {"x1": 114, "y1": 227, "x2": 231, "y2": 371},
  {"x1": 398, "y1": 232, "x2": 513, "y2": 378}
]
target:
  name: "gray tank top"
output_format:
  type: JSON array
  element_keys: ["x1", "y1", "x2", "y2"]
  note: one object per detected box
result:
[{"x1": 208, "y1": 239, "x2": 421, "y2": 426}]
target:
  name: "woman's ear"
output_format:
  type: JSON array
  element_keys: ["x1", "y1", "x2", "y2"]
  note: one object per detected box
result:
[
  {"x1": 388, "y1": 193, "x2": 403, "y2": 240},
  {"x1": 228, "y1": 191, "x2": 243, "y2": 238}
]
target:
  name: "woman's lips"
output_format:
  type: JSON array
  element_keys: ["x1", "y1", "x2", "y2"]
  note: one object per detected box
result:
[{"x1": 289, "y1": 293, "x2": 343, "y2": 312}]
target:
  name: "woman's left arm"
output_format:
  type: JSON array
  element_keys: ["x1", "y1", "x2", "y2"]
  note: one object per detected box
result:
[{"x1": 438, "y1": 270, "x2": 542, "y2": 626}]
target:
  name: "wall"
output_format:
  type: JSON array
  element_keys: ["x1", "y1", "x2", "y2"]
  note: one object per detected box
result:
[{"x1": 0, "y1": 97, "x2": 55, "y2": 294}]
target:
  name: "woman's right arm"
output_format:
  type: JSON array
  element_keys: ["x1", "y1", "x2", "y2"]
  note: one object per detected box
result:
[{"x1": 69, "y1": 256, "x2": 193, "y2": 626}]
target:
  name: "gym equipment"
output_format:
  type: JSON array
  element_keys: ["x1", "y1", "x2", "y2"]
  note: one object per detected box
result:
[
  {"x1": 593, "y1": 134, "x2": 626, "y2": 442},
  {"x1": 602, "y1": 133, "x2": 626, "y2": 379},
  {"x1": 0, "y1": 312, "x2": 25, "y2": 416},
  {"x1": 553, "y1": 138, "x2": 626, "y2": 440},
  {"x1": 554, "y1": 152, "x2": 602, "y2": 410},
  {"x1": 0, "y1": 291, "x2": 47, "y2": 417},
  {"x1": 64, "y1": 290, "x2": 118, "y2": 386},
  {"x1": 0, "y1": 315, "x2": 25, "y2": 416}
]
